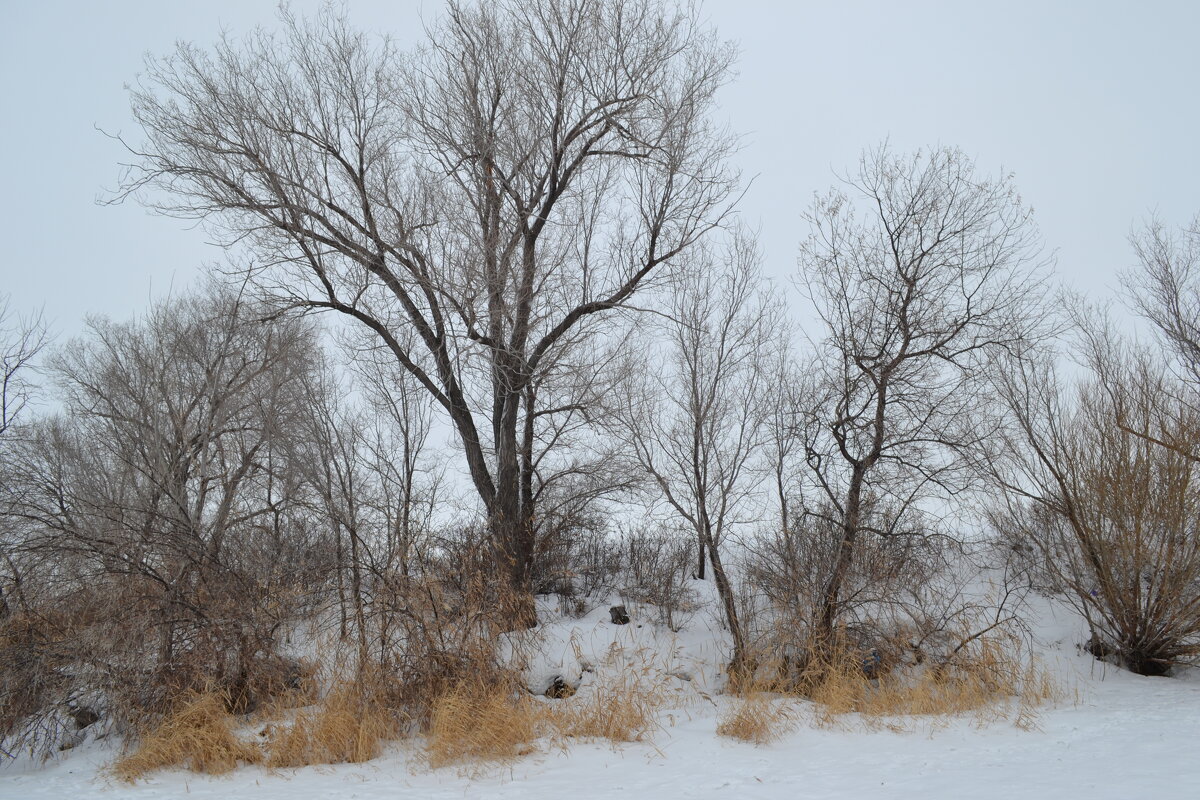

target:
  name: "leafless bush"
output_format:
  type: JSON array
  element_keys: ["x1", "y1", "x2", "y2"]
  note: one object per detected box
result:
[
  {"x1": 616, "y1": 525, "x2": 697, "y2": 631},
  {"x1": 745, "y1": 509, "x2": 944, "y2": 643},
  {"x1": 739, "y1": 507, "x2": 1028, "y2": 685},
  {"x1": 996, "y1": 347, "x2": 1200, "y2": 675}
]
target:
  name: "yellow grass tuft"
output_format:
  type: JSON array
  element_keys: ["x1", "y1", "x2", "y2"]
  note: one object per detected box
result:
[
  {"x1": 716, "y1": 693, "x2": 794, "y2": 744},
  {"x1": 264, "y1": 682, "x2": 397, "y2": 767},
  {"x1": 112, "y1": 691, "x2": 262, "y2": 781},
  {"x1": 799, "y1": 631, "x2": 1061, "y2": 728},
  {"x1": 425, "y1": 680, "x2": 543, "y2": 768},
  {"x1": 424, "y1": 650, "x2": 676, "y2": 768}
]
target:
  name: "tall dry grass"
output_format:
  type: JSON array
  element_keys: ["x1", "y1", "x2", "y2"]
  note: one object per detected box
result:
[
  {"x1": 551, "y1": 670, "x2": 667, "y2": 743},
  {"x1": 811, "y1": 635, "x2": 1056, "y2": 724},
  {"x1": 423, "y1": 640, "x2": 679, "y2": 768},
  {"x1": 111, "y1": 691, "x2": 262, "y2": 781},
  {"x1": 425, "y1": 679, "x2": 542, "y2": 768},
  {"x1": 732, "y1": 627, "x2": 1063, "y2": 732},
  {"x1": 264, "y1": 681, "x2": 398, "y2": 767}
]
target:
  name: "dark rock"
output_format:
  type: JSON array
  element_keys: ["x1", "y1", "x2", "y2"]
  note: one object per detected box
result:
[
  {"x1": 544, "y1": 676, "x2": 576, "y2": 699},
  {"x1": 609, "y1": 605, "x2": 630, "y2": 625},
  {"x1": 71, "y1": 706, "x2": 100, "y2": 730}
]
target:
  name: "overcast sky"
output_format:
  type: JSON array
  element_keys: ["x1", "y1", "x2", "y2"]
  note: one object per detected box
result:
[{"x1": 2, "y1": 0, "x2": 1197, "y2": 339}]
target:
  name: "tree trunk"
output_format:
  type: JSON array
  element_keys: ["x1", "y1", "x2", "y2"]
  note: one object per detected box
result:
[
  {"x1": 346, "y1": 526, "x2": 370, "y2": 675},
  {"x1": 816, "y1": 466, "x2": 865, "y2": 651},
  {"x1": 335, "y1": 527, "x2": 348, "y2": 640},
  {"x1": 702, "y1": 527, "x2": 747, "y2": 681},
  {"x1": 492, "y1": 390, "x2": 537, "y2": 630},
  {"x1": 492, "y1": 508, "x2": 537, "y2": 629}
]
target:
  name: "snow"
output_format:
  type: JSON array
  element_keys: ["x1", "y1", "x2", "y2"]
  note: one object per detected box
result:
[{"x1": 4, "y1": 585, "x2": 1200, "y2": 800}]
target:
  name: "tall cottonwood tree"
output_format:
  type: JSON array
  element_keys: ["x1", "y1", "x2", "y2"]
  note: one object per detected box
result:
[
  {"x1": 118, "y1": 0, "x2": 739, "y2": 625},
  {"x1": 797, "y1": 145, "x2": 1050, "y2": 650}
]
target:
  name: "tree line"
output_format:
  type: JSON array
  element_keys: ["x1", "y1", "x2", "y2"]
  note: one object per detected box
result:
[{"x1": 2, "y1": 0, "x2": 1198, "y2": 759}]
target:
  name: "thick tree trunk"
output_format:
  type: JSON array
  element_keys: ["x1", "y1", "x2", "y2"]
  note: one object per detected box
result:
[
  {"x1": 491, "y1": 388, "x2": 537, "y2": 630},
  {"x1": 491, "y1": 507, "x2": 537, "y2": 629},
  {"x1": 816, "y1": 466, "x2": 865, "y2": 651}
]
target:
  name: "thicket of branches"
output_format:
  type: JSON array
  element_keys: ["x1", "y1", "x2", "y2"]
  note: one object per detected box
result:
[
  {"x1": 994, "y1": 215, "x2": 1200, "y2": 676},
  {"x1": 1, "y1": 0, "x2": 1197, "y2": 764}
]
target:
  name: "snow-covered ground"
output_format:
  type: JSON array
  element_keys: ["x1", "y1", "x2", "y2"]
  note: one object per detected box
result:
[{"x1": 4, "y1": 586, "x2": 1199, "y2": 800}]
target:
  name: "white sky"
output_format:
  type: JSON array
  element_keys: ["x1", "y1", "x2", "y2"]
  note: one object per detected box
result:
[{"x1": 2, "y1": 0, "x2": 1198, "y2": 338}]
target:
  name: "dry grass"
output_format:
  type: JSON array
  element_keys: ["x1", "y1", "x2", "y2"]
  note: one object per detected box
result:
[
  {"x1": 425, "y1": 679, "x2": 542, "y2": 768},
  {"x1": 111, "y1": 622, "x2": 1062, "y2": 778},
  {"x1": 424, "y1": 644, "x2": 676, "y2": 768},
  {"x1": 251, "y1": 674, "x2": 321, "y2": 726},
  {"x1": 111, "y1": 691, "x2": 262, "y2": 781},
  {"x1": 264, "y1": 682, "x2": 397, "y2": 767},
  {"x1": 727, "y1": 623, "x2": 1062, "y2": 736},
  {"x1": 716, "y1": 693, "x2": 794, "y2": 744},
  {"x1": 796, "y1": 631, "x2": 1061, "y2": 728},
  {"x1": 115, "y1": 669, "x2": 399, "y2": 778},
  {"x1": 550, "y1": 671, "x2": 666, "y2": 743}
]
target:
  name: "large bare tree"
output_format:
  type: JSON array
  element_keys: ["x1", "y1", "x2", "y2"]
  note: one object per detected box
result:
[
  {"x1": 117, "y1": 0, "x2": 739, "y2": 625},
  {"x1": 796, "y1": 145, "x2": 1051, "y2": 650}
]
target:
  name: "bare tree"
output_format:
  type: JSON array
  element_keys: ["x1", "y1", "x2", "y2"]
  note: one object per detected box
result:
[
  {"x1": 762, "y1": 355, "x2": 807, "y2": 542},
  {"x1": 117, "y1": 0, "x2": 740, "y2": 626},
  {"x1": 0, "y1": 294, "x2": 49, "y2": 438},
  {"x1": 294, "y1": 349, "x2": 443, "y2": 672},
  {"x1": 0, "y1": 295, "x2": 49, "y2": 628},
  {"x1": 618, "y1": 232, "x2": 784, "y2": 674},
  {"x1": 1124, "y1": 213, "x2": 1200, "y2": 387},
  {"x1": 2, "y1": 284, "x2": 329, "y2": 727},
  {"x1": 1089, "y1": 213, "x2": 1200, "y2": 460},
  {"x1": 796, "y1": 145, "x2": 1051, "y2": 651}
]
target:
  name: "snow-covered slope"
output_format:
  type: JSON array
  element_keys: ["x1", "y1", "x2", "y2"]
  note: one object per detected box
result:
[{"x1": 3, "y1": 583, "x2": 1198, "y2": 800}]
